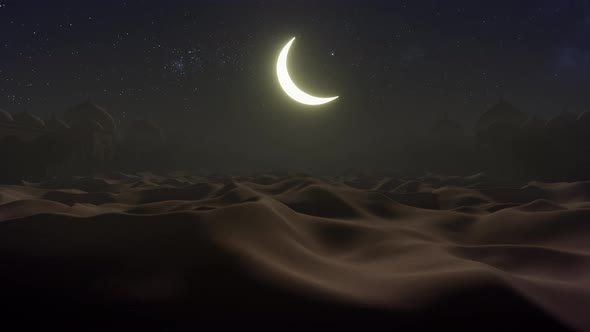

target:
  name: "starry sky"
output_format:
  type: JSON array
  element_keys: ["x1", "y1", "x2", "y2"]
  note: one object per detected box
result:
[{"x1": 1, "y1": 0, "x2": 590, "y2": 169}]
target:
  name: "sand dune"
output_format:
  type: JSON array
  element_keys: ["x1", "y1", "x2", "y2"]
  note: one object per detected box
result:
[{"x1": 0, "y1": 173, "x2": 589, "y2": 330}]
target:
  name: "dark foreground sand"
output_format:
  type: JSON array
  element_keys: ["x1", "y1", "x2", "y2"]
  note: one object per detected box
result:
[{"x1": 0, "y1": 172, "x2": 589, "y2": 331}]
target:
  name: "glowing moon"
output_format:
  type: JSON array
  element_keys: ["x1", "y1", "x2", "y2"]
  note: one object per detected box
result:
[{"x1": 276, "y1": 37, "x2": 339, "y2": 106}]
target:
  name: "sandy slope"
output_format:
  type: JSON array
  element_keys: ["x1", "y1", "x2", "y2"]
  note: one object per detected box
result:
[{"x1": 0, "y1": 172, "x2": 588, "y2": 330}]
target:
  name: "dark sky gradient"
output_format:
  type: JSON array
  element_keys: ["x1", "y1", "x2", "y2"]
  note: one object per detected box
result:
[{"x1": 1, "y1": 0, "x2": 590, "y2": 170}]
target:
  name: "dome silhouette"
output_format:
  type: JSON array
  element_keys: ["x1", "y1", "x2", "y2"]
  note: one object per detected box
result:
[
  {"x1": 13, "y1": 112, "x2": 45, "y2": 129},
  {"x1": 0, "y1": 109, "x2": 13, "y2": 122},
  {"x1": 475, "y1": 101, "x2": 527, "y2": 133},
  {"x1": 130, "y1": 119, "x2": 163, "y2": 137},
  {"x1": 45, "y1": 114, "x2": 70, "y2": 131},
  {"x1": 76, "y1": 119, "x2": 105, "y2": 131},
  {"x1": 124, "y1": 118, "x2": 166, "y2": 147},
  {"x1": 62, "y1": 100, "x2": 116, "y2": 132},
  {"x1": 545, "y1": 111, "x2": 577, "y2": 130}
]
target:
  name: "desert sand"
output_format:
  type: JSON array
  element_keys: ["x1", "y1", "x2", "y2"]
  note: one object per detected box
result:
[{"x1": 0, "y1": 172, "x2": 589, "y2": 330}]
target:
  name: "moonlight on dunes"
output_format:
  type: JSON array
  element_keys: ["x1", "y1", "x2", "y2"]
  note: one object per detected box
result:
[{"x1": 1, "y1": 1, "x2": 590, "y2": 331}]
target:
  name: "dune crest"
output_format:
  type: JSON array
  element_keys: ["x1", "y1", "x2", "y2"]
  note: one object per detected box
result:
[{"x1": 0, "y1": 173, "x2": 588, "y2": 330}]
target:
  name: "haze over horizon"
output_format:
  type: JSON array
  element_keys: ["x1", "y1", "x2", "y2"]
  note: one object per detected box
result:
[{"x1": 2, "y1": 2, "x2": 590, "y2": 331}]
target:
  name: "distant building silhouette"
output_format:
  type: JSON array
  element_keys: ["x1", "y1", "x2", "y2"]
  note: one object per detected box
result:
[
  {"x1": 0, "y1": 110, "x2": 48, "y2": 142},
  {"x1": 475, "y1": 100, "x2": 527, "y2": 133},
  {"x1": 545, "y1": 110, "x2": 577, "y2": 131},
  {"x1": 62, "y1": 99, "x2": 117, "y2": 133},
  {"x1": 0, "y1": 100, "x2": 117, "y2": 179},
  {"x1": 2, "y1": 98, "x2": 590, "y2": 182}
]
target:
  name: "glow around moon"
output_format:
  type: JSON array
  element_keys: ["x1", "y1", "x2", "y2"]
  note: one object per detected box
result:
[{"x1": 276, "y1": 37, "x2": 339, "y2": 106}]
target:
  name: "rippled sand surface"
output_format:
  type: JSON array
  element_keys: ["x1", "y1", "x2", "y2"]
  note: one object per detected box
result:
[{"x1": 1, "y1": 172, "x2": 588, "y2": 330}]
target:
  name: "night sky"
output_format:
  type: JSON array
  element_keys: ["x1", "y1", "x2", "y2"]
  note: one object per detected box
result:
[{"x1": 2, "y1": 0, "x2": 590, "y2": 170}]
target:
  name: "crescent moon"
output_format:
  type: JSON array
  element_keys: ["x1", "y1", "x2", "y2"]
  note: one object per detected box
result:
[{"x1": 276, "y1": 37, "x2": 339, "y2": 106}]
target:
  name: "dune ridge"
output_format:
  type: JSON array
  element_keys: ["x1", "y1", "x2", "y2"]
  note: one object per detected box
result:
[{"x1": 0, "y1": 173, "x2": 589, "y2": 330}]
